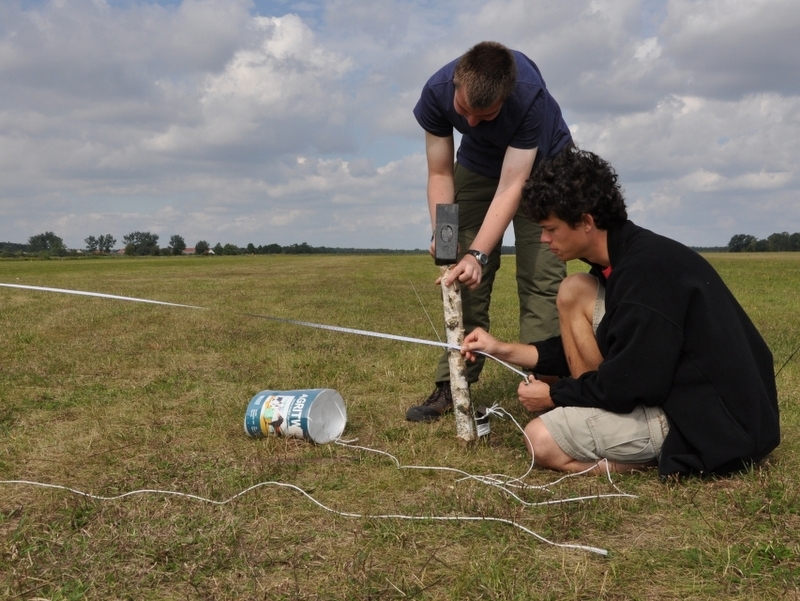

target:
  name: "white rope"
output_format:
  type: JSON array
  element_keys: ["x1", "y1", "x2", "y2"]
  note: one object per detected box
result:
[
  {"x1": 0, "y1": 478, "x2": 608, "y2": 555},
  {"x1": 336, "y1": 407, "x2": 637, "y2": 509},
  {"x1": 0, "y1": 408, "x2": 625, "y2": 557},
  {"x1": 1, "y1": 280, "x2": 627, "y2": 555}
]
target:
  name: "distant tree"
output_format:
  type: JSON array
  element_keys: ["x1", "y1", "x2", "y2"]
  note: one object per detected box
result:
[
  {"x1": 169, "y1": 234, "x2": 187, "y2": 256},
  {"x1": 195, "y1": 240, "x2": 210, "y2": 255},
  {"x1": 246, "y1": 243, "x2": 256, "y2": 254},
  {"x1": 0, "y1": 242, "x2": 26, "y2": 257},
  {"x1": 222, "y1": 243, "x2": 239, "y2": 255},
  {"x1": 28, "y1": 231, "x2": 65, "y2": 254},
  {"x1": 86, "y1": 234, "x2": 116, "y2": 253},
  {"x1": 285, "y1": 242, "x2": 313, "y2": 254},
  {"x1": 122, "y1": 231, "x2": 159, "y2": 256},
  {"x1": 98, "y1": 234, "x2": 116, "y2": 253},
  {"x1": 790, "y1": 233, "x2": 800, "y2": 251},
  {"x1": 213, "y1": 242, "x2": 224, "y2": 255},
  {"x1": 727, "y1": 234, "x2": 757, "y2": 253},
  {"x1": 767, "y1": 232, "x2": 791, "y2": 252},
  {"x1": 261, "y1": 243, "x2": 283, "y2": 254},
  {"x1": 751, "y1": 239, "x2": 769, "y2": 252}
]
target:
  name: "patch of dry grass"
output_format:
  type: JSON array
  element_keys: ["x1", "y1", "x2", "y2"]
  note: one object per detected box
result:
[{"x1": 1, "y1": 253, "x2": 799, "y2": 600}]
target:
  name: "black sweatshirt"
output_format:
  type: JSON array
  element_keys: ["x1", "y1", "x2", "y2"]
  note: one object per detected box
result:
[{"x1": 534, "y1": 221, "x2": 780, "y2": 477}]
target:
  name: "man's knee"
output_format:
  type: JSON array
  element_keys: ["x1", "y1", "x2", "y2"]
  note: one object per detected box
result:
[
  {"x1": 556, "y1": 273, "x2": 598, "y2": 313},
  {"x1": 524, "y1": 418, "x2": 573, "y2": 470}
]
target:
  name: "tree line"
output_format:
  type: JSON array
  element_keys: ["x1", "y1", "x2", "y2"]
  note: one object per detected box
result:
[
  {"x1": 0, "y1": 231, "x2": 425, "y2": 258},
  {"x1": 727, "y1": 232, "x2": 800, "y2": 252},
  {"x1": 5, "y1": 228, "x2": 800, "y2": 258},
  {"x1": 11, "y1": 229, "x2": 797, "y2": 258}
]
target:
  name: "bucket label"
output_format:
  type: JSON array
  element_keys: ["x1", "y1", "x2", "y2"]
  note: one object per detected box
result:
[
  {"x1": 245, "y1": 392, "x2": 309, "y2": 439},
  {"x1": 287, "y1": 394, "x2": 308, "y2": 431},
  {"x1": 244, "y1": 388, "x2": 347, "y2": 444}
]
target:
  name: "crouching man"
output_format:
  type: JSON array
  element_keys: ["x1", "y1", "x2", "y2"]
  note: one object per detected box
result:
[{"x1": 462, "y1": 146, "x2": 780, "y2": 477}]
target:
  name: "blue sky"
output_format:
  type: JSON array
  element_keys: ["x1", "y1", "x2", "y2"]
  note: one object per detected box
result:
[{"x1": 1, "y1": 0, "x2": 798, "y2": 250}]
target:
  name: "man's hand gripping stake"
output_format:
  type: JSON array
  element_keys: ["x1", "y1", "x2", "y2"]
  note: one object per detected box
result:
[{"x1": 435, "y1": 204, "x2": 477, "y2": 442}]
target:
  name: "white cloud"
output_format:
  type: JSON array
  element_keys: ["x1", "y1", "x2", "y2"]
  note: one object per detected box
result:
[
  {"x1": 0, "y1": 0, "x2": 799, "y2": 250},
  {"x1": 144, "y1": 13, "x2": 355, "y2": 155},
  {"x1": 680, "y1": 168, "x2": 792, "y2": 193},
  {"x1": 634, "y1": 37, "x2": 662, "y2": 62},
  {"x1": 662, "y1": 0, "x2": 800, "y2": 97}
]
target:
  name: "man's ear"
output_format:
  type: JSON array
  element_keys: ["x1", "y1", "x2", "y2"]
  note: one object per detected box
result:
[{"x1": 581, "y1": 214, "x2": 596, "y2": 232}]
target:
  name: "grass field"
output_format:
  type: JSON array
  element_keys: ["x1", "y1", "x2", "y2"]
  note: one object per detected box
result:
[{"x1": 1, "y1": 253, "x2": 799, "y2": 600}]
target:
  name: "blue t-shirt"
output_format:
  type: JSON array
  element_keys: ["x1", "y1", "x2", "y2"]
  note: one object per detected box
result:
[{"x1": 413, "y1": 50, "x2": 572, "y2": 179}]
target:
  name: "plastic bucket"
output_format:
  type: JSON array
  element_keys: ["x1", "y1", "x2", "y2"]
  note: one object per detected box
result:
[{"x1": 243, "y1": 389, "x2": 347, "y2": 444}]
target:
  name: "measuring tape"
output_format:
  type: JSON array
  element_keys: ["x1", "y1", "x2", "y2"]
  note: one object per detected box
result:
[{"x1": 1, "y1": 282, "x2": 530, "y2": 379}]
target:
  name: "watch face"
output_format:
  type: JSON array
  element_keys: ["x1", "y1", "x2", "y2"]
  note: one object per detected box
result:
[{"x1": 470, "y1": 250, "x2": 487, "y2": 266}]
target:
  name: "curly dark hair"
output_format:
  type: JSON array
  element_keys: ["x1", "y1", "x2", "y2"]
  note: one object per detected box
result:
[{"x1": 522, "y1": 146, "x2": 627, "y2": 229}]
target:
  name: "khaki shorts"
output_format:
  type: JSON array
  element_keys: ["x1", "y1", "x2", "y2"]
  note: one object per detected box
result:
[
  {"x1": 540, "y1": 278, "x2": 669, "y2": 464},
  {"x1": 539, "y1": 404, "x2": 669, "y2": 464}
]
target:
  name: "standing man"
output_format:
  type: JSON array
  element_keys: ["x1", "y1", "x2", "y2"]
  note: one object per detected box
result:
[
  {"x1": 462, "y1": 147, "x2": 780, "y2": 477},
  {"x1": 407, "y1": 41, "x2": 572, "y2": 422}
]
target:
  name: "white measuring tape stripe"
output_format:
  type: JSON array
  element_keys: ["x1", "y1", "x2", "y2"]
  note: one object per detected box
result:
[
  {"x1": 0, "y1": 282, "x2": 204, "y2": 309},
  {"x1": 1, "y1": 282, "x2": 530, "y2": 380}
]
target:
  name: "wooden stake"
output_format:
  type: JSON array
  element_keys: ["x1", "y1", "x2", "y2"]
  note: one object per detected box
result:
[{"x1": 440, "y1": 265, "x2": 476, "y2": 442}]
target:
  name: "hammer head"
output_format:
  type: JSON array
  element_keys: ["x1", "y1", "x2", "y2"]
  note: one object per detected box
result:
[{"x1": 434, "y1": 204, "x2": 459, "y2": 265}]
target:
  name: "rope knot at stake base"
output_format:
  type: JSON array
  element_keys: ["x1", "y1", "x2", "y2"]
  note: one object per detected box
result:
[{"x1": 440, "y1": 265, "x2": 477, "y2": 442}]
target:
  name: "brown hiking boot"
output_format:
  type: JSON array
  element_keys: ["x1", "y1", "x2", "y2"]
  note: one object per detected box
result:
[{"x1": 405, "y1": 382, "x2": 453, "y2": 422}]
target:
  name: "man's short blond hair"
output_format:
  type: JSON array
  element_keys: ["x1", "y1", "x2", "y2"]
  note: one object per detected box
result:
[{"x1": 454, "y1": 41, "x2": 517, "y2": 110}]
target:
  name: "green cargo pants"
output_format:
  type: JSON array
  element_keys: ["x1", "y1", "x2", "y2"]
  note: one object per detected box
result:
[{"x1": 433, "y1": 162, "x2": 566, "y2": 384}]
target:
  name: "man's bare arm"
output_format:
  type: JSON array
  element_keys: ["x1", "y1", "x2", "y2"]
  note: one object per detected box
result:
[
  {"x1": 469, "y1": 145, "x2": 537, "y2": 256},
  {"x1": 424, "y1": 132, "x2": 455, "y2": 231},
  {"x1": 443, "y1": 146, "x2": 537, "y2": 288}
]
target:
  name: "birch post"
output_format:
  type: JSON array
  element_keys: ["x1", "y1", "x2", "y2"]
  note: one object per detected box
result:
[{"x1": 440, "y1": 265, "x2": 476, "y2": 442}]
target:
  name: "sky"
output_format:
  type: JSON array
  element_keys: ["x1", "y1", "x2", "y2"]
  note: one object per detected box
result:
[{"x1": 1, "y1": 0, "x2": 799, "y2": 251}]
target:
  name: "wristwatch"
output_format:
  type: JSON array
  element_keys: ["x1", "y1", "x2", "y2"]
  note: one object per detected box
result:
[{"x1": 467, "y1": 249, "x2": 489, "y2": 267}]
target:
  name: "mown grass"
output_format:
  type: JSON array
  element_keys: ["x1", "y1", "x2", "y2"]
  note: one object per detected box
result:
[{"x1": 1, "y1": 252, "x2": 799, "y2": 600}]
